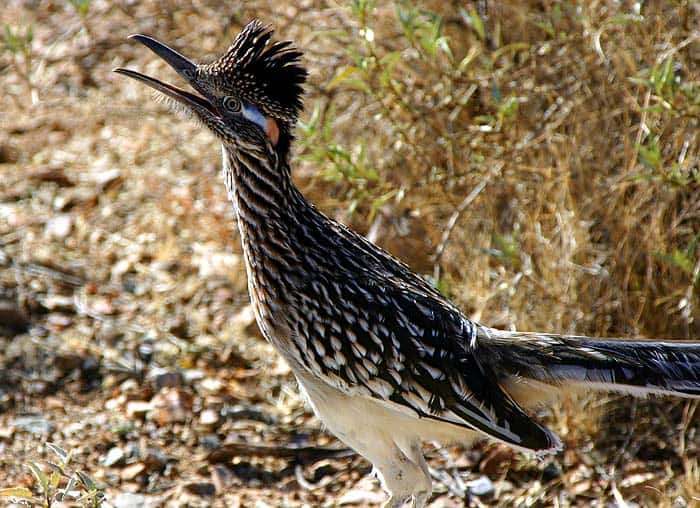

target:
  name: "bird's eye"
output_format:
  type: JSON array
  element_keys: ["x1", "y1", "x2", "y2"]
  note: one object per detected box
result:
[{"x1": 221, "y1": 96, "x2": 241, "y2": 113}]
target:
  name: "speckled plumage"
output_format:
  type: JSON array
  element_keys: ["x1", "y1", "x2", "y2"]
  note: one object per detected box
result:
[{"x1": 117, "y1": 21, "x2": 700, "y2": 508}]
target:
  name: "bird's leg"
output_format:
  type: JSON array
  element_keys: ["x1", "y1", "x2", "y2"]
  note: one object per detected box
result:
[
  {"x1": 376, "y1": 446, "x2": 430, "y2": 508},
  {"x1": 295, "y1": 372, "x2": 432, "y2": 506},
  {"x1": 407, "y1": 441, "x2": 432, "y2": 508},
  {"x1": 387, "y1": 438, "x2": 432, "y2": 508}
]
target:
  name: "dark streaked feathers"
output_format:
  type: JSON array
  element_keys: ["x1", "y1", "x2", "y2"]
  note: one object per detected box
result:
[{"x1": 203, "y1": 20, "x2": 307, "y2": 122}]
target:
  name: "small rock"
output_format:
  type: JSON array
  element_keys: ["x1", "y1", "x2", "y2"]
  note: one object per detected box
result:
[
  {"x1": 112, "y1": 492, "x2": 160, "y2": 508},
  {"x1": 337, "y1": 488, "x2": 386, "y2": 506},
  {"x1": 428, "y1": 496, "x2": 463, "y2": 508},
  {"x1": 149, "y1": 388, "x2": 192, "y2": 425},
  {"x1": 199, "y1": 377, "x2": 224, "y2": 394},
  {"x1": 212, "y1": 465, "x2": 234, "y2": 492},
  {"x1": 141, "y1": 447, "x2": 167, "y2": 471},
  {"x1": 466, "y1": 475, "x2": 494, "y2": 498},
  {"x1": 199, "y1": 409, "x2": 220, "y2": 427},
  {"x1": 0, "y1": 426, "x2": 15, "y2": 440},
  {"x1": 191, "y1": 242, "x2": 241, "y2": 280},
  {"x1": 90, "y1": 168, "x2": 122, "y2": 188},
  {"x1": 105, "y1": 397, "x2": 123, "y2": 411},
  {"x1": 45, "y1": 214, "x2": 72, "y2": 240},
  {"x1": 149, "y1": 369, "x2": 183, "y2": 390},
  {"x1": 91, "y1": 297, "x2": 115, "y2": 315},
  {"x1": 62, "y1": 422, "x2": 86, "y2": 436},
  {"x1": 183, "y1": 482, "x2": 216, "y2": 497},
  {"x1": 102, "y1": 447, "x2": 125, "y2": 467},
  {"x1": 199, "y1": 434, "x2": 221, "y2": 450},
  {"x1": 542, "y1": 460, "x2": 562, "y2": 481},
  {"x1": 0, "y1": 300, "x2": 29, "y2": 333},
  {"x1": 27, "y1": 380, "x2": 52, "y2": 396},
  {"x1": 54, "y1": 353, "x2": 83, "y2": 372},
  {"x1": 126, "y1": 401, "x2": 152, "y2": 418},
  {"x1": 46, "y1": 313, "x2": 72, "y2": 329},
  {"x1": 41, "y1": 295, "x2": 75, "y2": 312},
  {"x1": 120, "y1": 462, "x2": 146, "y2": 481},
  {"x1": 12, "y1": 415, "x2": 53, "y2": 435},
  {"x1": 120, "y1": 379, "x2": 140, "y2": 393},
  {"x1": 182, "y1": 369, "x2": 205, "y2": 384},
  {"x1": 479, "y1": 444, "x2": 515, "y2": 476}
]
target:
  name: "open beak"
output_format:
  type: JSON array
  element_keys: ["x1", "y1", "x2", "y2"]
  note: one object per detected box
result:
[{"x1": 114, "y1": 35, "x2": 216, "y2": 116}]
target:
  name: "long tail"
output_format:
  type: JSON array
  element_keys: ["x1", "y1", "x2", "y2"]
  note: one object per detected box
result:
[{"x1": 478, "y1": 328, "x2": 700, "y2": 400}]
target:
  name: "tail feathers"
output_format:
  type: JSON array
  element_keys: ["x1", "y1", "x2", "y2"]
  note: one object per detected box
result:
[{"x1": 478, "y1": 328, "x2": 700, "y2": 399}]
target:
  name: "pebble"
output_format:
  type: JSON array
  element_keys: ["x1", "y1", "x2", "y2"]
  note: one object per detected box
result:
[
  {"x1": 90, "y1": 168, "x2": 122, "y2": 188},
  {"x1": 199, "y1": 409, "x2": 220, "y2": 426},
  {"x1": 183, "y1": 482, "x2": 216, "y2": 497},
  {"x1": 126, "y1": 401, "x2": 152, "y2": 418},
  {"x1": 149, "y1": 369, "x2": 183, "y2": 390},
  {"x1": 45, "y1": 214, "x2": 72, "y2": 239},
  {"x1": 54, "y1": 353, "x2": 83, "y2": 372},
  {"x1": 0, "y1": 300, "x2": 29, "y2": 332},
  {"x1": 199, "y1": 434, "x2": 221, "y2": 450},
  {"x1": 0, "y1": 426, "x2": 15, "y2": 440},
  {"x1": 542, "y1": 460, "x2": 562, "y2": 481},
  {"x1": 182, "y1": 369, "x2": 205, "y2": 384},
  {"x1": 103, "y1": 446, "x2": 125, "y2": 467},
  {"x1": 47, "y1": 313, "x2": 72, "y2": 329},
  {"x1": 211, "y1": 465, "x2": 234, "y2": 492},
  {"x1": 120, "y1": 462, "x2": 146, "y2": 481},
  {"x1": 111, "y1": 493, "x2": 160, "y2": 508},
  {"x1": 428, "y1": 496, "x2": 464, "y2": 508},
  {"x1": 142, "y1": 447, "x2": 167, "y2": 471},
  {"x1": 191, "y1": 242, "x2": 241, "y2": 279},
  {"x1": 337, "y1": 488, "x2": 386, "y2": 505},
  {"x1": 12, "y1": 415, "x2": 53, "y2": 435},
  {"x1": 149, "y1": 388, "x2": 192, "y2": 425},
  {"x1": 199, "y1": 377, "x2": 224, "y2": 394},
  {"x1": 41, "y1": 295, "x2": 75, "y2": 312},
  {"x1": 466, "y1": 475, "x2": 495, "y2": 498}
]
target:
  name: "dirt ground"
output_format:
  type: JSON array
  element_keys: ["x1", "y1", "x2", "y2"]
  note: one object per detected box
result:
[{"x1": 1, "y1": 1, "x2": 700, "y2": 507}]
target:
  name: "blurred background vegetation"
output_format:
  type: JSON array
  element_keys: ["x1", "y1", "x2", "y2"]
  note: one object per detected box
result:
[{"x1": 1, "y1": 0, "x2": 699, "y2": 506}]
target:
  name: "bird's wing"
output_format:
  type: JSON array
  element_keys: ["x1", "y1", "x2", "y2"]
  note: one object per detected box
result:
[{"x1": 288, "y1": 273, "x2": 561, "y2": 452}]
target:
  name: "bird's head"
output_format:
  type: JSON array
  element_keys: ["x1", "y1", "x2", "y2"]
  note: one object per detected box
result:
[{"x1": 115, "y1": 20, "x2": 307, "y2": 159}]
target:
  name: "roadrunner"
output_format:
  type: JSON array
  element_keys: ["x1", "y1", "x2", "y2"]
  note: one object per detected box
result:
[{"x1": 116, "y1": 21, "x2": 700, "y2": 507}]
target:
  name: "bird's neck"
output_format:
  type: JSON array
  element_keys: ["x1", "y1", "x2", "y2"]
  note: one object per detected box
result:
[
  {"x1": 222, "y1": 144, "x2": 294, "y2": 218},
  {"x1": 221, "y1": 143, "x2": 315, "y2": 348}
]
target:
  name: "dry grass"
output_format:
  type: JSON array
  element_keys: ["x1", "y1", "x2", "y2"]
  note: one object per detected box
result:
[{"x1": 1, "y1": 0, "x2": 699, "y2": 506}]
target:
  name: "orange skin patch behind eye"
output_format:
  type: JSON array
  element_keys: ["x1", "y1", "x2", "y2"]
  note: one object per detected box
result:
[{"x1": 266, "y1": 117, "x2": 279, "y2": 146}]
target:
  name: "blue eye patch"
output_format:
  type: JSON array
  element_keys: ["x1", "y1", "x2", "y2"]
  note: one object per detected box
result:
[{"x1": 241, "y1": 102, "x2": 267, "y2": 132}]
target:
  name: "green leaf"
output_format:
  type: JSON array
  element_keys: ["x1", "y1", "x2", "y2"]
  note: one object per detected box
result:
[
  {"x1": 68, "y1": 0, "x2": 92, "y2": 18},
  {"x1": 636, "y1": 136, "x2": 661, "y2": 170},
  {"x1": 46, "y1": 443, "x2": 69, "y2": 464},
  {"x1": 327, "y1": 65, "x2": 361, "y2": 91},
  {"x1": 58, "y1": 476, "x2": 78, "y2": 501},
  {"x1": 497, "y1": 96, "x2": 520, "y2": 121},
  {"x1": 27, "y1": 463, "x2": 49, "y2": 492},
  {"x1": 658, "y1": 251, "x2": 694, "y2": 276},
  {"x1": 0, "y1": 487, "x2": 36, "y2": 500},
  {"x1": 76, "y1": 470, "x2": 97, "y2": 491},
  {"x1": 379, "y1": 51, "x2": 401, "y2": 84},
  {"x1": 463, "y1": 7, "x2": 486, "y2": 40}
]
